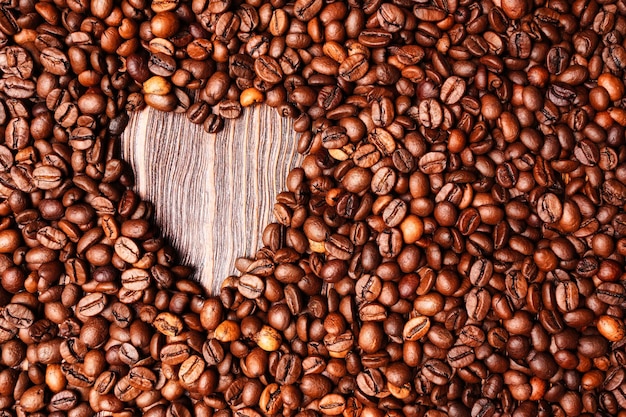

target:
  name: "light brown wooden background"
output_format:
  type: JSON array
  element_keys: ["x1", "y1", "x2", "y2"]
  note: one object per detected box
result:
[{"x1": 121, "y1": 107, "x2": 301, "y2": 294}]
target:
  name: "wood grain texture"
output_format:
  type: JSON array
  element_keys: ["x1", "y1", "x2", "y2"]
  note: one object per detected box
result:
[{"x1": 121, "y1": 106, "x2": 301, "y2": 294}]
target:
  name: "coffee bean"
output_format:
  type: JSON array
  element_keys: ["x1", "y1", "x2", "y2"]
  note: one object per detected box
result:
[
  {"x1": 158, "y1": 343, "x2": 189, "y2": 366},
  {"x1": 0, "y1": 76, "x2": 35, "y2": 98},
  {"x1": 402, "y1": 316, "x2": 430, "y2": 341},
  {"x1": 459, "y1": 325, "x2": 486, "y2": 347},
  {"x1": 149, "y1": 53, "x2": 176, "y2": 77},
  {"x1": 603, "y1": 179, "x2": 626, "y2": 206},
  {"x1": 391, "y1": 149, "x2": 414, "y2": 173},
  {"x1": 76, "y1": 292, "x2": 107, "y2": 317},
  {"x1": 151, "y1": 12, "x2": 180, "y2": 38},
  {"x1": 153, "y1": 312, "x2": 183, "y2": 336},
  {"x1": 537, "y1": 193, "x2": 563, "y2": 223},
  {"x1": 339, "y1": 54, "x2": 369, "y2": 82},
  {"x1": 127, "y1": 54, "x2": 151, "y2": 83},
  {"x1": 505, "y1": 270, "x2": 528, "y2": 300},
  {"x1": 5, "y1": 117, "x2": 30, "y2": 150},
  {"x1": 596, "y1": 282, "x2": 626, "y2": 305},
  {"x1": 356, "y1": 368, "x2": 385, "y2": 396},
  {"x1": 321, "y1": 126, "x2": 349, "y2": 149},
  {"x1": 447, "y1": 345, "x2": 475, "y2": 368},
  {"x1": 418, "y1": 99, "x2": 443, "y2": 128},
  {"x1": 292, "y1": 0, "x2": 322, "y2": 21},
  {"x1": 371, "y1": 167, "x2": 396, "y2": 195},
  {"x1": 35, "y1": 225, "x2": 67, "y2": 249},
  {"x1": 419, "y1": 152, "x2": 447, "y2": 174},
  {"x1": 0, "y1": 46, "x2": 32, "y2": 79},
  {"x1": 20, "y1": 385, "x2": 46, "y2": 412},
  {"x1": 597, "y1": 315, "x2": 626, "y2": 342},
  {"x1": 471, "y1": 399, "x2": 496, "y2": 417},
  {"x1": 114, "y1": 236, "x2": 141, "y2": 264},
  {"x1": 40, "y1": 48, "x2": 70, "y2": 76},
  {"x1": 555, "y1": 280, "x2": 580, "y2": 312},
  {"x1": 50, "y1": 389, "x2": 78, "y2": 411},
  {"x1": 128, "y1": 366, "x2": 157, "y2": 390},
  {"x1": 218, "y1": 100, "x2": 242, "y2": 119},
  {"x1": 300, "y1": 374, "x2": 332, "y2": 399},
  {"x1": 440, "y1": 76, "x2": 466, "y2": 104},
  {"x1": 323, "y1": 234, "x2": 352, "y2": 260},
  {"x1": 3, "y1": 303, "x2": 34, "y2": 328},
  {"x1": 323, "y1": 331, "x2": 354, "y2": 357},
  {"x1": 466, "y1": 287, "x2": 491, "y2": 321},
  {"x1": 422, "y1": 358, "x2": 452, "y2": 385},
  {"x1": 376, "y1": 228, "x2": 402, "y2": 258},
  {"x1": 368, "y1": 128, "x2": 396, "y2": 156},
  {"x1": 178, "y1": 355, "x2": 205, "y2": 385},
  {"x1": 237, "y1": 274, "x2": 264, "y2": 299},
  {"x1": 319, "y1": 393, "x2": 346, "y2": 415},
  {"x1": 468, "y1": 258, "x2": 492, "y2": 287},
  {"x1": 120, "y1": 269, "x2": 150, "y2": 292},
  {"x1": 254, "y1": 56, "x2": 283, "y2": 84},
  {"x1": 359, "y1": 29, "x2": 392, "y2": 47}
]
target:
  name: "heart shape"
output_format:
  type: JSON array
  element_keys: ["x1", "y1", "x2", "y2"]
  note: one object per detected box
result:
[{"x1": 121, "y1": 106, "x2": 300, "y2": 293}]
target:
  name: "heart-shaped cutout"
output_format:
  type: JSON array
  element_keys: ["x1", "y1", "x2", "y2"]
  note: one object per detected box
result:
[{"x1": 122, "y1": 106, "x2": 301, "y2": 293}]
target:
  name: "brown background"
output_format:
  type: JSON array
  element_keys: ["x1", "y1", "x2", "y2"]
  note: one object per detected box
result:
[{"x1": 121, "y1": 107, "x2": 300, "y2": 293}]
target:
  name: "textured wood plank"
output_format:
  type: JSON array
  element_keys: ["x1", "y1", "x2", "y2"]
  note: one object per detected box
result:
[{"x1": 121, "y1": 106, "x2": 300, "y2": 294}]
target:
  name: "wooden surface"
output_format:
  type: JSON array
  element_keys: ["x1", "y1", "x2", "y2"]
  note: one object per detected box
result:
[{"x1": 121, "y1": 106, "x2": 301, "y2": 294}]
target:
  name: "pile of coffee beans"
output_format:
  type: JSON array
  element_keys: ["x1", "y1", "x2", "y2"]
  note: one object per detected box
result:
[{"x1": 0, "y1": 0, "x2": 625, "y2": 416}]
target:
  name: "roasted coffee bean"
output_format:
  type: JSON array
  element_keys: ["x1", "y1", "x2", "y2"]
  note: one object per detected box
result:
[
  {"x1": 128, "y1": 366, "x2": 157, "y2": 390},
  {"x1": 160, "y1": 343, "x2": 190, "y2": 365},
  {"x1": 422, "y1": 359, "x2": 452, "y2": 385},
  {"x1": 319, "y1": 393, "x2": 346, "y2": 415},
  {"x1": 419, "y1": 152, "x2": 447, "y2": 174},
  {"x1": 555, "y1": 281, "x2": 580, "y2": 312},
  {"x1": 294, "y1": 0, "x2": 323, "y2": 21},
  {"x1": 356, "y1": 368, "x2": 385, "y2": 396},
  {"x1": 371, "y1": 167, "x2": 396, "y2": 195},
  {"x1": 40, "y1": 48, "x2": 70, "y2": 76},
  {"x1": 255, "y1": 56, "x2": 283, "y2": 84},
  {"x1": 300, "y1": 374, "x2": 332, "y2": 398},
  {"x1": 447, "y1": 345, "x2": 475, "y2": 368},
  {"x1": 471, "y1": 399, "x2": 496, "y2": 417},
  {"x1": 237, "y1": 274, "x2": 264, "y2": 299},
  {"x1": 275, "y1": 354, "x2": 302, "y2": 385},
  {"x1": 50, "y1": 390, "x2": 78, "y2": 411},
  {"x1": 153, "y1": 312, "x2": 183, "y2": 336},
  {"x1": 218, "y1": 100, "x2": 242, "y2": 119},
  {"x1": 536, "y1": 193, "x2": 563, "y2": 224},
  {"x1": 148, "y1": 53, "x2": 177, "y2": 77},
  {"x1": 403, "y1": 316, "x2": 430, "y2": 341},
  {"x1": 339, "y1": 54, "x2": 369, "y2": 82},
  {"x1": 466, "y1": 288, "x2": 491, "y2": 321},
  {"x1": 596, "y1": 282, "x2": 626, "y2": 305},
  {"x1": 202, "y1": 339, "x2": 225, "y2": 366},
  {"x1": 76, "y1": 292, "x2": 107, "y2": 317},
  {"x1": 459, "y1": 325, "x2": 485, "y2": 348},
  {"x1": 440, "y1": 76, "x2": 466, "y2": 104},
  {"x1": 179, "y1": 355, "x2": 205, "y2": 384},
  {"x1": 468, "y1": 258, "x2": 493, "y2": 287},
  {"x1": 3, "y1": 303, "x2": 34, "y2": 328}
]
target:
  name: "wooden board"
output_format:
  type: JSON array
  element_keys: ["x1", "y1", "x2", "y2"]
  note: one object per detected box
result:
[{"x1": 121, "y1": 106, "x2": 301, "y2": 294}]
